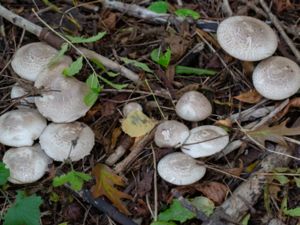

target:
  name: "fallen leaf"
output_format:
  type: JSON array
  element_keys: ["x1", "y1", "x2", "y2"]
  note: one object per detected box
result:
[
  {"x1": 195, "y1": 182, "x2": 228, "y2": 205},
  {"x1": 268, "y1": 184, "x2": 281, "y2": 201},
  {"x1": 91, "y1": 163, "x2": 132, "y2": 215},
  {"x1": 164, "y1": 35, "x2": 190, "y2": 61},
  {"x1": 242, "y1": 61, "x2": 254, "y2": 76},
  {"x1": 136, "y1": 171, "x2": 154, "y2": 197},
  {"x1": 110, "y1": 128, "x2": 122, "y2": 150},
  {"x1": 274, "y1": 0, "x2": 294, "y2": 13},
  {"x1": 246, "y1": 120, "x2": 300, "y2": 146},
  {"x1": 121, "y1": 111, "x2": 157, "y2": 137},
  {"x1": 102, "y1": 12, "x2": 118, "y2": 30},
  {"x1": 214, "y1": 118, "x2": 232, "y2": 128},
  {"x1": 223, "y1": 160, "x2": 244, "y2": 177},
  {"x1": 276, "y1": 97, "x2": 300, "y2": 120},
  {"x1": 234, "y1": 90, "x2": 262, "y2": 104}
]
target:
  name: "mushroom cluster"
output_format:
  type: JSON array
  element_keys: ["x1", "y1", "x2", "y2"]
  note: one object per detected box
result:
[{"x1": 1, "y1": 42, "x2": 95, "y2": 184}]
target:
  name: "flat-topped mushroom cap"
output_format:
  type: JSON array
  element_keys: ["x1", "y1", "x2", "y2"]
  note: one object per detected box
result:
[
  {"x1": 217, "y1": 16, "x2": 278, "y2": 61},
  {"x1": 253, "y1": 56, "x2": 300, "y2": 100},
  {"x1": 181, "y1": 125, "x2": 229, "y2": 158},
  {"x1": 175, "y1": 91, "x2": 212, "y2": 122},
  {"x1": 122, "y1": 102, "x2": 143, "y2": 117},
  {"x1": 34, "y1": 60, "x2": 91, "y2": 123},
  {"x1": 39, "y1": 122, "x2": 95, "y2": 162},
  {"x1": 3, "y1": 144, "x2": 52, "y2": 184},
  {"x1": 11, "y1": 42, "x2": 60, "y2": 81},
  {"x1": 157, "y1": 152, "x2": 206, "y2": 185},
  {"x1": 11, "y1": 83, "x2": 35, "y2": 105},
  {"x1": 155, "y1": 120, "x2": 190, "y2": 148},
  {"x1": 0, "y1": 108, "x2": 47, "y2": 147}
]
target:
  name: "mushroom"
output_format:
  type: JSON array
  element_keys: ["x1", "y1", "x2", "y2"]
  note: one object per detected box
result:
[
  {"x1": 0, "y1": 108, "x2": 47, "y2": 147},
  {"x1": 122, "y1": 102, "x2": 143, "y2": 117},
  {"x1": 34, "y1": 60, "x2": 91, "y2": 123},
  {"x1": 175, "y1": 91, "x2": 212, "y2": 122},
  {"x1": 11, "y1": 42, "x2": 63, "y2": 81},
  {"x1": 10, "y1": 83, "x2": 35, "y2": 105},
  {"x1": 252, "y1": 56, "x2": 300, "y2": 100},
  {"x1": 3, "y1": 144, "x2": 52, "y2": 184},
  {"x1": 157, "y1": 152, "x2": 206, "y2": 185},
  {"x1": 39, "y1": 122, "x2": 95, "y2": 161},
  {"x1": 154, "y1": 120, "x2": 190, "y2": 148},
  {"x1": 181, "y1": 125, "x2": 229, "y2": 158},
  {"x1": 217, "y1": 16, "x2": 278, "y2": 61}
]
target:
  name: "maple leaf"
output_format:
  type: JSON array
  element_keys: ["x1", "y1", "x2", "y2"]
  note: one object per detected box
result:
[
  {"x1": 246, "y1": 120, "x2": 300, "y2": 146},
  {"x1": 91, "y1": 163, "x2": 132, "y2": 215}
]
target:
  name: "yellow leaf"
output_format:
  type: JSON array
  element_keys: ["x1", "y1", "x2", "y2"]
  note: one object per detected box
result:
[
  {"x1": 91, "y1": 164, "x2": 132, "y2": 215},
  {"x1": 121, "y1": 111, "x2": 157, "y2": 137}
]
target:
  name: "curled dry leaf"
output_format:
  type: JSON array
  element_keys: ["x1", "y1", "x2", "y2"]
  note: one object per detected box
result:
[
  {"x1": 234, "y1": 89, "x2": 262, "y2": 104},
  {"x1": 223, "y1": 160, "x2": 244, "y2": 177},
  {"x1": 276, "y1": 97, "x2": 300, "y2": 120},
  {"x1": 195, "y1": 181, "x2": 229, "y2": 205}
]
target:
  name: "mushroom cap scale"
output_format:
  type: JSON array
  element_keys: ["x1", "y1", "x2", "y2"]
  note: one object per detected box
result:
[
  {"x1": 217, "y1": 16, "x2": 278, "y2": 61},
  {"x1": 11, "y1": 42, "x2": 59, "y2": 81},
  {"x1": 252, "y1": 56, "x2": 300, "y2": 100},
  {"x1": 154, "y1": 120, "x2": 190, "y2": 148},
  {"x1": 3, "y1": 144, "x2": 52, "y2": 184},
  {"x1": 157, "y1": 152, "x2": 206, "y2": 185},
  {"x1": 0, "y1": 108, "x2": 47, "y2": 147},
  {"x1": 175, "y1": 91, "x2": 212, "y2": 122},
  {"x1": 181, "y1": 125, "x2": 229, "y2": 158},
  {"x1": 122, "y1": 102, "x2": 143, "y2": 117},
  {"x1": 39, "y1": 122, "x2": 95, "y2": 162}
]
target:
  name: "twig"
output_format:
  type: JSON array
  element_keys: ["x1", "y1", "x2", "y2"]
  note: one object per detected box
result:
[
  {"x1": 259, "y1": 0, "x2": 300, "y2": 62},
  {"x1": 151, "y1": 145, "x2": 158, "y2": 221}
]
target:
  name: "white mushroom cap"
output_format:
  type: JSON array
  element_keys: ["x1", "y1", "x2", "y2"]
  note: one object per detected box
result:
[
  {"x1": 217, "y1": 16, "x2": 278, "y2": 61},
  {"x1": 253, "y1": 56, "x2": 300, "y2": 100},
  {"x1": 39, "y1": 122, "x2": 95, "y2": 162},
  {"x1": 11, "y1": 42, "x2": 60, "y2": 81},
  {"x1": 122, "y1": 102, "x2": 143, "y2": 117},
  {"x1": 0, "y1": 108, "x2": 47, "y2": 147},
  {"x1": 175, "y1": 91, "x2": 212, "y2": 122},
  {"x1": 157, "y1": 152, "x2": 206, "y2": 185},
  {"x1": 3, "y1": 144, "x2": 52, "y2": 184},
  {"x1": 34, "y1": 60, "x2": 91, "y2": 123},
  {"x1": 154, "y1": 120, "x2": 190, "y2": 148},
  {"x1": 11, "y1": 83, "x2": 35, "y2": 105},
  {"x1": 181, "y1": 125, "x2": 229, "y2": 158}
]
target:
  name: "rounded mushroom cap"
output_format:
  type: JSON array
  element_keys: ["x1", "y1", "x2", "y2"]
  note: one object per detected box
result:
[
  {"x1": 39, "y1": 122, "x2": 95, "y2": 161},
  {"x1": 253, "y1": 56, "x2": 300, "y2": 100},
  {"x1": 217, "y1": 16, "x2": 278, "y2": 61},
  {"x1": 3, "y1": 144, "x2": 52, "y2": 184},
  {"x1": 175, "y1": 91, "x2": 212, "y2": 122},
  {"x1": 181, "y1": 125, "x2": 229, "y2": 158},
  {"x1": 11, "y1": 42, "x2": 60, "y2": 81},
  {"x1": 157, "y1": 152, "x2": 206, "y2": 185},
  {"x1": 0, "y1": 108, "x2": 47, "y2": 147},
  {"x1": 34, "y1": 60, "x2": 91, "y2": 123},
  {"x1": 154, "y1": 120, "x2": 190, "y2": 148},
  {"x1": 122, "y1": 102, "x2": 143, "y2": 117},
  {"x1": 11, "y1": 83, "x2": 35, "y2": 105}
]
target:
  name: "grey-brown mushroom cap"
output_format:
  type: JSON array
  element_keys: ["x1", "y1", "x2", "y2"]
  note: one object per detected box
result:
[
  {"x1": 39, "y1": 122, "x2": 95, "y2": 162},
  {"x1": 11, "y1": 42, "x2": 60, "y2": 81},
  {"x1": 175, "y1": 91, "x2": 212, "y2": 122},
  {"x1": 11, "y1": 83, "x2": 35, "y2": 105},
  {"x1": 34, "y1": 60, "x2": 91, "y2": 123},
  {"x1": 0, "y1": 108, "x2": 47, "y2": 147},
  {"x1": 253, "y1": 56, "x2": 300, "y2": 100},
  {"x1": 154, "y1": 120, "x2": 190, "y2": 148},
  {"x1": 3, "y1": 144, "x2": 52, "y2": 184},
  {"x1": 157, "y1": 152, "x2": 206, "y2": 185},
  {"x1": 122, "y1": 102, "x2": 143, "y2": 117},
  {"x1": 217, "y1": 16, "x2": 278, "y2": 61},
  {"x1": 181, "y1": 125, "x2": 229, "y2": 158}
]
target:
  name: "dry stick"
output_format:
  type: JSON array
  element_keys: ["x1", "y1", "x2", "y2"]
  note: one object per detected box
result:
[
  {"x1": 0, "y1": 4, "x2": 140, "y2": 83},
  {"x1": 259, "y1": 0, "x2": 300, "y2": 63}
]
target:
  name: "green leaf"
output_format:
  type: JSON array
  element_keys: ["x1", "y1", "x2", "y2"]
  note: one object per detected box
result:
[
  {"x1": 3, "y1": 191, "x2": 43, "y2": 225},
  {"x1": 63, "y1": 56, "x2": 83, "y2": 77},
  {"x1": 58, "y1": 223, "x2": 68, "y2": 225},
  {"x1": 175, "y1": 8, "x2": 200, "y2": 20},
  {"x1": 175, "y1": 65, "x2": 216, "y2": 76},
  {"x1": 53, "y1": 170, "x2": 92, "y2": 191},
  {"x1": 150, "y1": 48, "x2": 171, "y2": 68},
  {"x1": 106, "y1": 71, "x2": 120, "y2": 77},
  {"x1": 0, "y1": 162, "x2": 9, "y2": 186},
  {"x1": 158, "y1": 199, "x2": 195, "y2": 223},
  {"x1": 241, "y1": 214, "x2": 251, "y2": 225},
  {"x1": 90, "y1": 58, "x2": 106, "y2": 71},
  {"x1": 151, "y1": 221, "x2": 176, "y2": 225},
  {"x1": 148, "y1": 1, "x2": 168, "y2": 13},
  {"x1": 84, "y1": 89, "x2": 100, "y2": 107},
  {"x1": 294, "y1": 177, "x2": 300, "y2": 188},
  {"x1": 273, "y1": 174, "x2": 290, "y2": 185},
  {"x1": 120, "y1": 57, "x2": 153, "y2": 73},
  {"x1": 86, "y1": 73, "x2": 101, "y2": 92},
  {"x1": 99, "y1": 76, "x2": 128, "y2": 90},
  {"x1": 285, "y1": 207, "x2": 300, "y2": 217},
  {"x1": 191, "y1": 196, "x2": 215, "y2": 216},
  {"x1": 48, "y1": 42, "x2": 69, "y2": 67},
  {"x1": 65, "y1": 31, "x2": 106, "y2": 44}
]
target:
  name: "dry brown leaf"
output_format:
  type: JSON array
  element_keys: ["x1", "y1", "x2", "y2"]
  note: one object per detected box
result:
[
  {"x1": 223, "y1": 160, "x2": 244, "y2": 177},
  {"x1": 91, "y1": 163, "x2": 133, "y2": 215},
  {"x1": 274, "y1": 0, "x2": 294, "y2": 13},
  {"x1": 214, "y1": 118, "x2": 232, "y2": 128},
  {"x1": 242, "y1": 61, "x2": 254, "y2": 76},
  {"x1": 195, "y1": 182, "x2": 228, "y2": 205},
  {"x1": 234, "y1": 89, "x2": 262, "y2": 104},
  {"x1": 276, "y1": 97, "x2": 300, "y2": 120},
  {"x1": 196, "y1": 28, "x2": 220, "y2": 49},
  {"x1": 102, "y1": 12, "x2": 118, "y2": 30},
  {"x1": 165, "y1": 35, "x2": 190, "y2": 61},
  {"x1": 110, "y1": 127, "x2": 122, "y2": 150},
  {"x1": 268, "y1": 184, "x2": 281, "y2": 201}
]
